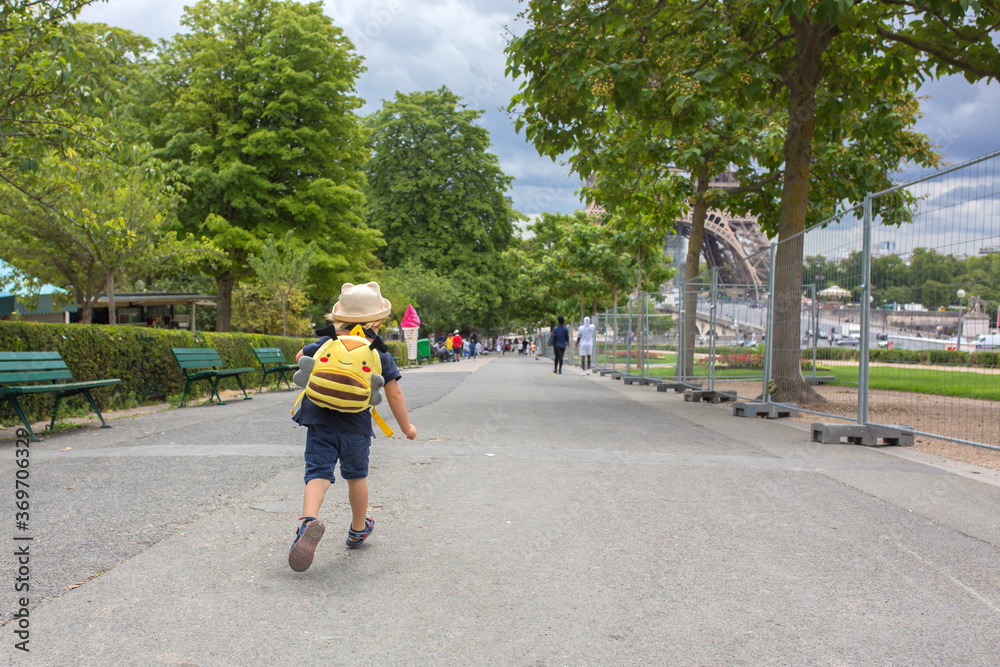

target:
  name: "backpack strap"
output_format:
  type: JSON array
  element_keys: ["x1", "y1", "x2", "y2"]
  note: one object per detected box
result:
[
  {"x1": 368, "y1": 334, "x2": 388, "y2": 353},
  {"x1": 372, "y1": 407, "x2": 394, "y2": 437},
  {"x1": 290, "y1": 389, "x2": 306, "y2": 416},
  {"x1": 314, "y1": 324, "x2": 338, "y2": 338}
]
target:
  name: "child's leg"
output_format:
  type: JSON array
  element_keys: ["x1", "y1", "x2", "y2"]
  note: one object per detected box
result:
[
  {"x1": 346, "y1": 478, "x2": 369, "y2": 531},
  {"x1": 302, "y1": 478, "x2": 331, "y2": 518}
]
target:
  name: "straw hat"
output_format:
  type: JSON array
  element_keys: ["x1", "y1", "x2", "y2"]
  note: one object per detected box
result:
[{"x1": 327, "y1": 282, "x2": 392, "y2": 323}]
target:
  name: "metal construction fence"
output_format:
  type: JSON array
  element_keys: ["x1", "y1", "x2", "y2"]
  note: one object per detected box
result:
[{"x1": 575, "y1": 149, "x2": 1000, "y2": 452}]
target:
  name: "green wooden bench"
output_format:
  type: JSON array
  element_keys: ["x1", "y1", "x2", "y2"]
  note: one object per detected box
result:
[
  {"x1": 171, "y1": 348, "x2": 254, "y2": 407},
  {"x1": 0, "y1": 351, "x2": 122, "y2": 441},
  {"x1": 252, "y1": 347, "x2": 299, "y2": 391}
]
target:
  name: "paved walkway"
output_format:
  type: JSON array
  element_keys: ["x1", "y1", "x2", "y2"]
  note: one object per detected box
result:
[{"x1": 2, "y1": 355, "x2": 1000, "y2": 665}]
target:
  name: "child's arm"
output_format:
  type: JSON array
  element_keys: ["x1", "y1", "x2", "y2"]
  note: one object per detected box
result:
[
  {"x1": 383, "y1": 379, "x2": 417, "y2": 439},
  {"x1": 295, "y1": 349, "x2": 305, "y2": 361}
]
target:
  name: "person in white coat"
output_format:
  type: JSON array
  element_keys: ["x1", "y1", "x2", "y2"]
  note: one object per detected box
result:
[{"x1": 576, "y1": 316, "x2": 597, "y2": 375}]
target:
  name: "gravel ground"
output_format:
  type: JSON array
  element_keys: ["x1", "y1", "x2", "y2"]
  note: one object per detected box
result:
[{"x1": 712, "y1": 379, "x2": 1000, "y2": 471}]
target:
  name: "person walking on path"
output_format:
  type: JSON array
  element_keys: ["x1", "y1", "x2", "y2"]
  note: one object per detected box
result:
[
  {"x1": 288, "y1": 282, "x2": 418, "y2": 572},
  {"x1": 469, "y1": 329, "x2": 479, "y2": 361},
  {"x1": 576, "y1": 315, "x2": 597, "y2": 375},
  {"x1": 549, "y1": 315, "x2": 570, "y2": 375},
  {"x1": 452, "y1": 330, "x2": 463, "y2": 362}
]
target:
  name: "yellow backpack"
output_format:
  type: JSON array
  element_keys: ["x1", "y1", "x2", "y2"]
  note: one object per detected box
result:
[{"x1": 292, "y1": 325, "x2": 393, "y2": 436}]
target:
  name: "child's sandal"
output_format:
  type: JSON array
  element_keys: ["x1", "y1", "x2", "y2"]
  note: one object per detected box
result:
[
  {"x1": 288, "y1": 517, "x2": 325, "y2": 572},
  {"x1": 346, "y1": 515, "x2": 374, "y2": 548}
]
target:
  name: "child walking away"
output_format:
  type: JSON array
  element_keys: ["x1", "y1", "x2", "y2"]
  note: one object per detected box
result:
[{"x1": 288, "y1": 282, "x2": 417, "y2": 572}]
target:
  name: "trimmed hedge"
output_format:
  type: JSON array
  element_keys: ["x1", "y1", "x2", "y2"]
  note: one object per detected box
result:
[
  {"x1": 802, "y1": 346, "x2": 999, "y2": 367},
  {"x1": 811, "y1": 347, "x2": 860, "y2": 361},
  {"x1": 385, "y1": 340, "x2": 409, "y2": 368},
  {"x1": 0, "y1": 321, "x2": 309, "y2": 428}
]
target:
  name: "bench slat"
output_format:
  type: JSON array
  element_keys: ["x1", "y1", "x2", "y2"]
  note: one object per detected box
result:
[
  {"x1": 0, "y1": 351, "x2": 63, "y2": 361},
  {"x1": 176, "y1": 360, "x2": 223, "y2": 370},
  {"x1": 0, "y1": 369, "x2": 74, "y2": 383},
  {"x1": 173, "y1": 353, "x2": 223, "y2": 361},
  {"x1": 214, "y1": 367, "x2": 254, "y2": 376},
  {"x1": 0, "y1": 359, "x2": 70, "y2": 371},
  {"x1": 173, "y1": 351, "x2": 223, "y2": 360},
  {"x1": 0, "y1": 379, "x2": 121, "y2": 396}
]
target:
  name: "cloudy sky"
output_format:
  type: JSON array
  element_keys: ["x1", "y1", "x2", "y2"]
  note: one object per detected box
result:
[{"x1": 76, "y1": 0, "x2": 999, "y2": 217}]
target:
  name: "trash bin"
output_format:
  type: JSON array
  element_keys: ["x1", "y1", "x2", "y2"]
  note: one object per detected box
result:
[{"x1": 416, "y1": 338, "x2": 430, "y2": 365}]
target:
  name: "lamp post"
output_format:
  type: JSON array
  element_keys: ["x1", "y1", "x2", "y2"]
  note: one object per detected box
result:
[{"x1": 957, "y1": 289, "x2": 966, "y2": 351}]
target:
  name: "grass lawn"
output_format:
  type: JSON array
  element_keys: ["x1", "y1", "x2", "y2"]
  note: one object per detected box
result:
[
  {"x1": 597, "y1": 352, "x2": 676, "y2": 365},
  {"x1": 826, "y1": 365, "x2": 1000, "y2": 401},
  {"x1": 602, "y1": 358, "x2": 1000, "y2": 400}
]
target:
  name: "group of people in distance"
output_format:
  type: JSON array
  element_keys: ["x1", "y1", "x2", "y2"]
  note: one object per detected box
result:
[
  {"x1": 431, "y1": 328, "x2": 494, "y2": 362},
  {"x1": 548, "y1": 315, "x2": 597, "y2": 376}
]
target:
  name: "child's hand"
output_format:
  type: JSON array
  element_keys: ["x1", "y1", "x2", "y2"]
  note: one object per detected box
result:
[{"x1": 403, "y1": 424, "x2": 417, "y2": 440}]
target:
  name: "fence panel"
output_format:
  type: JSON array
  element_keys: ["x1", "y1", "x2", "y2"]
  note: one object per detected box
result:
[
  {"x1": 643, "y1": 290, "x2": 678, "y2": 381},
  {"x1": 867, "y1": 152, "x2": 1000, "y2": 450},
  {"x1": 765, "y1": 205, "x2": 867, "y2": 420},
  {"x1": 704, "y1": 243, "x2": 774, "y2": 401}
]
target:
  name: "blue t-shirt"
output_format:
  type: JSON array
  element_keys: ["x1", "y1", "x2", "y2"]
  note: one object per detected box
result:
[
  {"x1": 292, "y1": 333, "x2": 401, "y2": 438},
  {"x1": 551, "y1": 325, "x2": 570, "y2": 349}
]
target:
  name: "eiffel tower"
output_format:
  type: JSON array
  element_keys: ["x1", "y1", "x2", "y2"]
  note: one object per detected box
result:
[
  {"x1": 585, "y1": 172, "x2": 770, "y2": 292},
  {"x1": 674, "y1": 172, "x2": 770, "y2": 292}
]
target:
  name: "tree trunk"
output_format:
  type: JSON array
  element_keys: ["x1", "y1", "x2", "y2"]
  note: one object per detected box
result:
[
  {"x1": 282, "y1": 297, "x2": 288, "y2": 337},
  {"x1": 215, "y1": 272, "x2": 236, "y2": 332},
  {"x1": 770, "y1": 17, "x2": 835, "y2": 404},
  {"x1": 107, "y1": 274, "x2": 116, "y2": 327},
  {"x1": 682, "y1": 161, "x2": 711, "y2": 379}
]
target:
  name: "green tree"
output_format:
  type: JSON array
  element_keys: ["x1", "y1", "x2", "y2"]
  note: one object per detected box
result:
[
  {"x1": 510, "y1": 211, "x2": 668, "y2": 329},
  {"x1": 567, "y1": 214, "x2": 635, "y2": 318},
  {"x1": 232, "y1": 282, "x2": 313, "y2": 336},
  {"x1": 1, "y1": 4, "x2": 150, "y2": 202},
  {"x1": 247, "y1": 230, "x2": 315, "y2": 336},
  {"x1": 508, "y1": 0, "x2": 998, "y2": 401},
  {"x1": 374, "y1": 261, "x2": 463, "y2": 336},
  {"x1": 365, "y1": 87, "x2": 520, "y2": 328},
  {"x1": 0, "y1": 151, "x2": 218, "y2": 323},
  {"x1": 508, "y1": 1, "x2": 773, "y2": 375},
  {"x1": 518, "y1": 213, "x2": 590, "y2": 320},
  {"x1": 136, "y1": 0, "x2": 375, "y2": 331}
]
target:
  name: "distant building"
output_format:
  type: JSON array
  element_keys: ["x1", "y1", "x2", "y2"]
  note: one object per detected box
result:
[
  {"x1": 0, "y1": 288, "x2": 76, "y2": 323},
  {"x1": 872, "y1": 241, "x2": 896, "y2": 256}
]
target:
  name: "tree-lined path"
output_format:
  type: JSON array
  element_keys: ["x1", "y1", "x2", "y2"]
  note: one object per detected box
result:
[{"x1": 2, "y1": 356, "x2": 999, "y2": 664}]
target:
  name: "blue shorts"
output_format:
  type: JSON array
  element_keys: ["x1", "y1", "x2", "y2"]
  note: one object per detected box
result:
[{"x1": 303, "y1": 424, "x2": 371, "y2": 484}]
